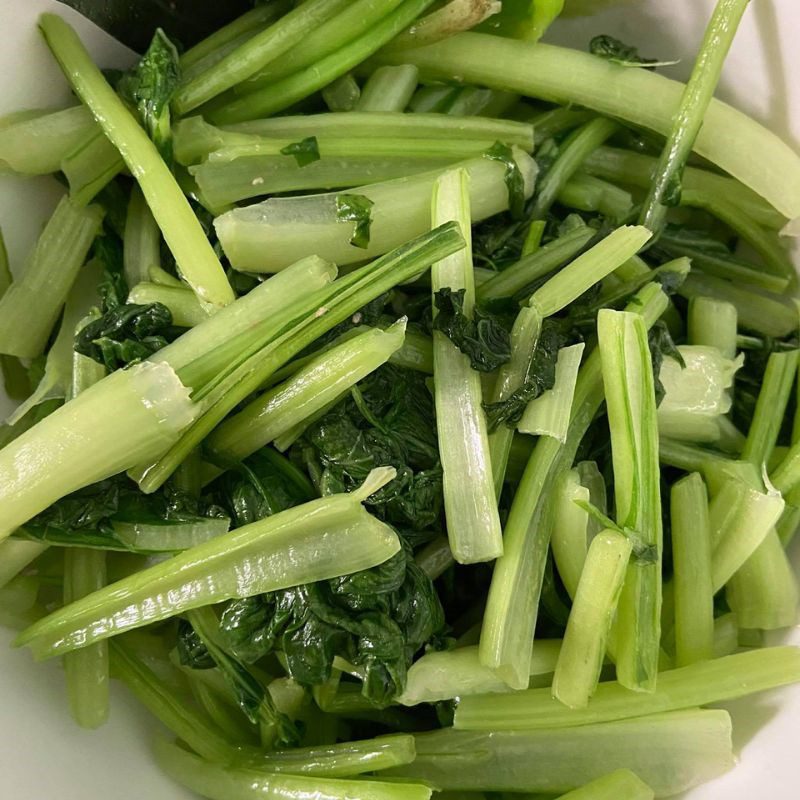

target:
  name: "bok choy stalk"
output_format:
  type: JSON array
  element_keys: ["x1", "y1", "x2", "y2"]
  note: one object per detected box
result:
[
  {"x1": 0, "y1": 105, "x2": 98, "y2": 174},
  {"x1": 670, "y1": 473, "x2": 714, "y2": 666},
  {"x1": 657, "y1": 346, "x2": 743, "y2": 444},
  {"x1": 154, "y1": 737, "x2": 432, "y2": 800},
  {"x1": 0, "y1": 196, "x2": 103, "y2": 359},
  {"x1": 518, "y1": 343, "x2": 584, "y2": 442},
  {"x1": 207, "y1": 0, "x2": 439, "y2": 124},
  {"x1": 677, "y1": 272, "x2": 799, "y2": 339},
  {"x1": 383, "y1": 710, "x2": 734, "y2": 797},
  {"x1": 110, "y1": 639, "x2": 245, "y2": 763},
  {"x1": 128, "y1": 283, "x2": 211, "y2": 328},
  {"x1": 479, "y1": 280, "x2": 670, "y2": 690},
  {"x1": 583, "y1": 146, "x2": 787, "y2": 231},
  {"x1": 431, "y1": 168, "x2": 502, "y2": 564},
  {"x1": 234, "y1": 734, "x2": 417, "y2": 776},
  {"x1": 531, "y1": 117, "x2": 618, "y2": 220},
  {"x1": 488, "y1": 226, "x2": 651, "y2": 499},
  {"x1": 173, "y1": 0, "x2": 351, "y2": 113},
  {"x1": 687, "y1": 297, "x2": 738, "y2": 359},
  {"x1": 15, "y1": 468, "x2": 401, "y2": 659},
  {"x1": 0, "y1": 360, "x2": 196, "y2": 542},
  {"x1": 179, "y1": 3, "x2": 293, "y2": 76},
  {"x1": 557, "y1": 174, "x2": 634, "y2": 225},
  {"x1": 597, "y1": 309, "x2": 662, "y2": 692},
  {"x1": 0, "y1": 540, "x2": 48, "y2": 590},
  {"x1": 153, "y1": 255, "x2": 336, "y2": 389},
  {"x1": 239, "y1": 0, "x2": 408, "y2": 90},
  {"x1": 377, "y1": 34, "x2": 800, "y2": 221},
  {"x1": 456, "y1": 647, "x2": 800, "y2": 730},
  {"x1": 322, "y1": 75, "x2": 362, "y2": 112},
  {"x1": 356, "y1": 65, "x2": 419, "y2": 111},
  {"x1": 213, "y1": 112, "x2": 535, "y2": 151},
  {"x1": 726, "y1": 349, "x2": 800, "y2": 629},
  {"x1": 6, "y1": 259, "x2": 102, "y2": 424},
  {"x1": 552, "y1": 529, "x2": 632, "y2": 709},
  {"x1": 639, "y1": 0, "x2": 751, "y2": 234},
  {"x1": 215, "y1": 149, "x2": 535, "y2": 272},
  {"x1": 550, "y1": 469, "x2": 592, "y2": 599},
  {"x1": 64, "y1": 548, "x2": 109, "y2": 729},
  {"x1": 556, "y1": 770, "x2": 654, "y2": 800},
  {"x1": 206, "y1": 321, "x2": 407, "y2": 468},
  {"x1": 63, "y1": 334, "x2": 109, "y2": 730},
  {"x1": 61, "y1": 130, "x2": 124, "y2": 206},
  {"x1": 192, "y1": 138, "x2": 504, "y2": 209},
  {"x1": 134, "y1": 224, "x2": 464, "y2": 493},
  {"x1": 39, "y1": 14, "x2": 235, "y2": 309},
  {"x1": 124, "y1": 186, "x2": 162, "y2": 288},
  {"x1": 398, "y1": 640, "x2": 562, "y2": 706},
  {"x1": 476, "y1": 222, "x2": 595, "y2": 305}
]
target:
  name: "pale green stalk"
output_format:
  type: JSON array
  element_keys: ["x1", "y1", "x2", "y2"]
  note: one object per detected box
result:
[
  {"x1": 413, "y1": 536, "x2": 453, "y2": 580},
  {"x1": 678, "y1": 272, "x2": 799, "y2": 339},
  {"x1": 206, "y1": 321, "x2": 406, "y2": 466},
  {"x1": 455, "y1": 647, "x2": 800, "y2": 730},
  {"x1": 0, "y1": 196, "x2": 103, "y2": 359},
  {"x1": 583, "y1": 145, "x2": 785, "y2": 231},
  {"x1": 555, "y1": 770, "x2": 653, "y2": 800},
  {"x1": 432, "y1": 168, "x2": 501, "y2": 563},
  {"x1": 124, "y1": 185, "x2": 161, "y2": 288},
  {"x1": 64, "y1": 548, "x2": 109, "y2": 728},
  {"x1": 0, "y1": 105, "x2": 97, "y2": 174},
  {"x1": 550, "y1": 469, "x2": 591, "y2": 599},
  {"x1": 398, "y1": 640, "x2": 562, "y2": 706},
  {"x1": 359, "y1": 65, "x2": 420, "y2": 111},
  {"x1": 215, "y1": 149, "x2": 534, "y2": 272},
  {"x1": 476, "y1": 224, "x2": 594, "y2": 305},
  {"x1": 479, "y1": 282, "x2": 669, "y2": 689},
  {"x1": 552, "y1": 530, "x2": 632, "y2": 709},
  {"x1": 556, "y1": 174, "x2": 633, "y2": 224},
  {"x1": 532, "y1": 118, "x2": 618, "y2": 220},
  {"x1": 639, "y1": 0, "x2": 752, "y2": 233},
  {"x1": 16, "y1": 469, "x2": 400, "y2": 659},
  {"x1": 61, "y1": 130, "x2": 124, "y2": 205},
  {"x1": 238, "y1": 0, "x2": 405, "y2": 89},
  {"x1": 208, "y1": 0, "x2": 438, "y2": 123},
  {"x1": 173, "y1": 0, "x2": 351, "y2": 113},
  {"x1": 128, "y1": 283, "x2": 211, "y2": 328},
  {"x1": 518, "y1": 343, "x2": 585, "y2": 443},
  {"x1": 596, "y1": 309, "x2": 663, "y2": 692},
  {"x1": 155, "y1": 737, "x2": 432, "y2": 800},
  {"x1": 6, "y1": 260, "x2": 102, "y2": 424},
  {"x1": 376, "y1": 34, "x2": 800, "y2": 220},
  {"x1": 0, "y1": 540, "x2": 48, "y2": 590},
  {"x1": 215, "y1": 112, "x2": 535, "y2": 150},
  {"x1": 39, "y1": 14, "x2": 235, "y2": 308},
  {"x1": 322, "y1": 75, "x2": 361, "y2": 111},
  {"x1": 671, "y1": 473, "x2": 714, "y2": 666},
  {"x1": 384, "y1": 710, "x2": 734, "y2": 797},
  {"x1": 0, "y1": 361, "x2": 196, "y2": 541},
  {"x1": 687, "y1": 297, "x2": 737, "y2": 359}
]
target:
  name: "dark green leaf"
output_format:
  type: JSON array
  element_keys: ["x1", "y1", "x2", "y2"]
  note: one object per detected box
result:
[
  {"x1": 433, "y1": 288, "x2": 511, "y2": 373},
  {"x1": 590, "y1": 34, "x2": 658, "y2": 69},
  {"x1": 118, "y1": 29, "x2": 181, "y2": 162},
  {"x1": 484, "y1": 141, "x2": 526, "y2": 219},
  {"x1": 649, "y1": 320, "x2": 685, "y2": 407},
  {"x1": 336, "y1": 194, "x2": 375, "y2": 249},
  {"x1": 75, "y1": 302, "x2": 173, "y2": 370},
  {"x1": 483, "y1": 319, "x2": 571, "y2": 431},
  {"x1": 280, "y1": 136, "x2": 321, "y2": 167}
]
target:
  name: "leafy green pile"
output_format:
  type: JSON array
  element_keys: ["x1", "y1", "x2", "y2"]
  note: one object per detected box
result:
[{"x1": 2, "y1": 2, "x2": 800, "y2": 799}]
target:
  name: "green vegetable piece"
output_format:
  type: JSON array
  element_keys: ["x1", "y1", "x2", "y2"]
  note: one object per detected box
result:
[
  {"x1": 16, "y1": 468, "x2": 400, "y2": 658},
  {"x1": 456, "y1": 647, "x2": 800, "y2": 730},
  {"x1": 555, "y1": 769, "x2": 654, "y2": 800},
  {"x1": 280, "y1": 136, "x2": 321, "y2": 167},
  {"x1": 483, "y1": 141, "x2": 526, "y2": 219},
  {"x1": 590, "y1": 35, "x2": 657, "y2": 68},
  {"x1": 335, "y1": 193, "x2": 375, "y2": 249}
]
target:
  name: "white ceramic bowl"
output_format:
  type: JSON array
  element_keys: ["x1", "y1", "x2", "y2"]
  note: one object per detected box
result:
[{"x1": 0, "y1": 1, "x2": 798, "y2": 797}]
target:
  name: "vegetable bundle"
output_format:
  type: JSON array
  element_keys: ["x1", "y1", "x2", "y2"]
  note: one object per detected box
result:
[{"x1": 2, "y1": 1, "x2": 800, "y2": 798}]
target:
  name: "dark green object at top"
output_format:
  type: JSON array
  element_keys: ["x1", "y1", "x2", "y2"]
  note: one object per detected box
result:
[{"x1": 57, "y1": 0, "x2": 253, "y2": 52}]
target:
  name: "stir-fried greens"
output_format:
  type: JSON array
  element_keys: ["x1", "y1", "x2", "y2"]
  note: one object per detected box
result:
[{"x1": 2, "y1": 1, "x2": 800, "y2": 797}]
